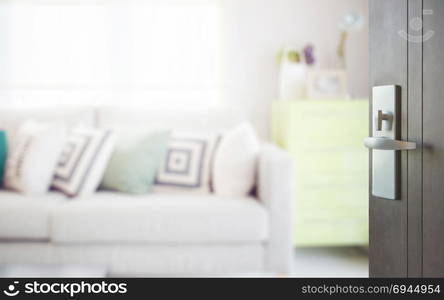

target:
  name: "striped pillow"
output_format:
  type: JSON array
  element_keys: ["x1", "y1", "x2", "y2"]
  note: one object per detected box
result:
[{"x1": 52, "y1": 126, "x2": 115, "y2": 198}]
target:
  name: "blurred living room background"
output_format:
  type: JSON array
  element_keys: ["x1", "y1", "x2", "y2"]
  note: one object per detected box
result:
[{"x1": 0, "y1": 0, "x2": 369, "y2": 277}]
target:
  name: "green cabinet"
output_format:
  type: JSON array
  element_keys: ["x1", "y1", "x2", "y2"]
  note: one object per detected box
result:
[{"x1": 272, "y1": 100, "x2": 368, "y2": 246}]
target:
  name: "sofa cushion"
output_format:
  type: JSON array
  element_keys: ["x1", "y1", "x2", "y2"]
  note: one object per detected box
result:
[
  {"x1": 0, "y1": 131, "x2": 6, "y2": 186},
  {"x1": 0, "y1": 191, "x2": 66, "y2": 240},
  {"x1": 50, "y1": 192, "x2": 268, "y2": 243}
]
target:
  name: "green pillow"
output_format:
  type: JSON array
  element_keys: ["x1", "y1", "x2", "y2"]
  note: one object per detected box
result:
[
  {"x1": 101, "y1": 130, "x2": 170, "y2": 194},
  {"x1": 0, "y1": 131, "x2": 7, "y2": 187}
]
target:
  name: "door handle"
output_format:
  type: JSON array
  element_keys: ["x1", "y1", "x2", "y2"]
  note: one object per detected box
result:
[{"x1": 364, "y1": 137, "x2": 416, "y2": 150}]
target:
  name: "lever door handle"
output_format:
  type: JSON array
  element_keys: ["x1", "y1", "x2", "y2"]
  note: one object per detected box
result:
[{"x1": 364, "y1": 137, "x2": 416, "y2": 150}]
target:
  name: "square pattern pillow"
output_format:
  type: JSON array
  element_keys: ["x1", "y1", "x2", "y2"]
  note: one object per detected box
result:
[
  {"x1": 4, "y1": 120, "x2": 66, "y2": 195},
  {"x1": 153, "y1": 132, "x2": 219, "y2": 194},
  {"x1": 52, "y1": 126, "x2": 115, "y2": 198}
]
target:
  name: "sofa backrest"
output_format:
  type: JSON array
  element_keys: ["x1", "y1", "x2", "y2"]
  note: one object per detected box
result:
[
  {"x1": 0, "y1": 106, "x2": 95, "y2": 142},
  {"x1": 0, "y1": 105, "x2": 247, "y2": 142},
  {"x1": 95, "y1": 105, "x2": 246, "y2": 133}
]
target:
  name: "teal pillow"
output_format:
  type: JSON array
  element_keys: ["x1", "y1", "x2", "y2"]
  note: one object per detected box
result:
[
  {"x1": 0, "y1": 131, "x2": 7, "y2": 187},
  {"x1": 101, "y1": 130, "x2": 170, "y2": 194}
]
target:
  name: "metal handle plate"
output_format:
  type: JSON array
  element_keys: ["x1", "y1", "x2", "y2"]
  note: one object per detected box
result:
[{"x1": 367, "y1": 85, "x2": 403, "y2": 200}]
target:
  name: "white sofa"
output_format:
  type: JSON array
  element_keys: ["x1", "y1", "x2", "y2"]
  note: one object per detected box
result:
[{"x1": 0, "y1": 105, "x2": 294, "y2": 276}]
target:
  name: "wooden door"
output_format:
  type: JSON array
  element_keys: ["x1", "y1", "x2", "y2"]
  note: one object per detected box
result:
[{"x1": 370, "y1": 0, "x2": 444, "y2": 277}]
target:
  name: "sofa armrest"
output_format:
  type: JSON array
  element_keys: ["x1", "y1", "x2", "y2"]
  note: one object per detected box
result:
[{"x1": 257, "y1": 143, "x2": 294, "y2": 274}]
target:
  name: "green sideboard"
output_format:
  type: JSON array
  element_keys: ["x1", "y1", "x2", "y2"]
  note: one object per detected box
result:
[{"x1": 272, "y1": 100, "x2": 369, "y2": 247}]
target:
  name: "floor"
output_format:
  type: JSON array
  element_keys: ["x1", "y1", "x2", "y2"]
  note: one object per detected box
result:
[
  {"x1": 0, "y1": 247, "x2": 369, "y2": 278},
  {"x1": 292, "y1": 247, "x2": 369, "y2": 278}
]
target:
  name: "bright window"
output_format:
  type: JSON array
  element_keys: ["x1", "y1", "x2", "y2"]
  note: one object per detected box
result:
[{"x1": 0, "y1": 0, "x2": 221, "y2": 106}]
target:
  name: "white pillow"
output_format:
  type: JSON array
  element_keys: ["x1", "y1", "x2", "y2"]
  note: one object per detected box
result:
[
  {"x1": 4, "y1": 120, "x2": 66, "y2": 195},
  {"x1": 52, "y1": 126, "x2": 115, "y2": 198},
  {"x1": 213, "y1": 122, "x2": 260, "y2": 197},
  {"x1": 153, "y1": 131, "x2": 219, "y2": 194}
]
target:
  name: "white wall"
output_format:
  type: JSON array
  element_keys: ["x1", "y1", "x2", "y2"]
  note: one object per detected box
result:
[{"x1": 221, "y1": 0, "x2": 369, "y2": 138}]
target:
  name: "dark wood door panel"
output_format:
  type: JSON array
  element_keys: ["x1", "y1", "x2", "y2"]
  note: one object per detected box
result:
[
  {"x1": 407, "y1": 0, "x2": 424, "y2": 278},
  {"x1": 423, "y1": 0, "x2": 444, "y2": 277},
  {"x1": 369, "y1": 0, "x2": 408, "y2": 277}
]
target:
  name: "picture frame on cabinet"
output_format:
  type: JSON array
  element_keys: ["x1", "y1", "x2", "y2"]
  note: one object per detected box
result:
[{"x1": 306, "y1": 69, "x2": 349, "y2": 99}]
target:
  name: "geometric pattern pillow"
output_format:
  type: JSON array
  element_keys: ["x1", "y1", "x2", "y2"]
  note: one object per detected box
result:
[
  {"x1": 153, "y1": 132, "x2": 219, "y2": 194},
  {"x1": 52, "y1": 126, "x2": 115, "y2": 198}
]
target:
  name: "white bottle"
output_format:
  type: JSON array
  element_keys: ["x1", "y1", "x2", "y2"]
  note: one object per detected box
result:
[{"x1": 278, "y1": 46, "x2": 307, "y2": 100}]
